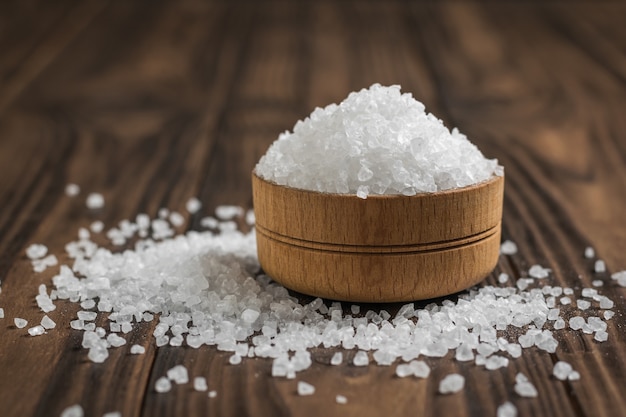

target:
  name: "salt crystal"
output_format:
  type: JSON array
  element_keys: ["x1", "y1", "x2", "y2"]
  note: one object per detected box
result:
[
  {"x1": 86, "y1": 193, "x2": 105, "y2": 209},
  {"x1": 208, "y1": 390, "x2": 217, "y2": 398},
  {"x1": 335, "y1": 395, "x2": 348, "y2": 404},
  {"x1": 554, "y1": 318, "x2": 567, "y2": 330},
  {"x1": 560, "y1": 297, "x2": 571, "y2": 305},
  {"x1": 594, "y1": 331, "x2": 608, "y2": 342},
  {"x1": 600, "y1": 296, "x2": 615, "y2": 310},
  {"x1": 576, "y1": 300, "x2": 591, "y2": 311},
  {"x1": 594, "y1": 260, "x2": 606, "y2": 273},
  {"x1": 410, "y1": 360, "x2": 431, "y2": 378},
  {"x1": 528, "y1": 264, "x2": 551, "y2": 279},
  {"x1": 215, "y1": 205, "x2": 244, "y2": 220},
  {"x1": 553, "y1": 361, "x2": 574, "y2": 380},
  {"x1": 241, "y1": 309, "x2": 260, "y2": 323},
  {"x1": 255, "y1": 84, "x2": 500, "y2": 196},
  {"x1": 28, "y1": 325, "x2": 45, "y2": 336},
  {"x1": 102, "y1": 412, "x2": 121, "y2": 417},
  {"x1": 581, "y1": 288, "x2": 597, "y2": 298},
  {"x1": 455, "y1": 344, "x2": 474, "y2": 361},
  {"x1": 65, "y1": 183, "x2": 80, "y2": 197},
  {"x1": 169, "y1": 212, "x2": 185, "y2": 227},
  {"x1": 245, "y1": 209, "x2": 255, "y2": 226},
  {"x1": 353, "y1": 351, "x2": 369, "y2": 366},
  {"x1": 297, "y1": 381, "x2": 315, "y2": 396},
  {"x1": 26, "y1": 244, "x2": 48, "y2": 259},
  {"x1": 14, "y1": 318, "x2": 28, "y2": 328},
  {"x1": 330, "y1": 352, "x2": 343, "y2": 365},
  {"x1": 497, "y1": 401, "x2": 517, "y2": 417},
  {"x1": 155, "y1": 377, "x2": 172, "y2": 393},
  {"x1": 514, "y1": 380, "x2": 537, "y2": 397},
  {"x1": 592, "y1": 280, "x2": 604, "y2": 287},
  {"x1": 569, "y1": 317, "x2": 585, "y2": 330},
  {"x1": 568, "y1": 371, "x2": 581, "y2": 381},
  {"x1": 200, "y1": 216, "x2": 219, "y2": 229},
  {"x1": 194, "y1": 376, "x2": 208, "y2": 391},
  {"x1": 41, "y1": 315, "x2": 56, "y2": 329},
  {"x1": 77, "y1": 311, "x2": 97, "y2": 321},
  {"x1": 547, "y1": 308, "x2": 560, "y2": 321},
  {"x1": 603, "y1": 311, "x2": 615, "y2": 320},
  {"x1": 611, "y1": 270, "x2": 626, "y2": 287},
  {"x1": 395, "y1": 363, "x2": 413, "y2": 378},
  {"x1": 186, "y1": 197, "x2": 202, "y2": 214},
  {"x1": 106, "y1": 333, "x2": 127, "y2": 347},
  {"x1": 497, "y1": 273, "x2": 509, "y2": 284},
  {"x1": 0, "y1": 308, "x2": 4, "y2": 319},
  {"x1": 229, "y1": 354, "x2": 242, "y2": 365},
  {"x1": 500, "y1": 241, "x2": 518, "y2": 255},
  {"x1": 584, "y1": 247, "x2": 595, "y2": 259},
  {"x1": 167, "y1": 365, "x2": 189, "y2": 384},
  {"x1": 60, "y1": 404, "x2": 84, "y2": 417},
  {"x1": 438, "y1": 374, "x2": 465, "y2": 394},
  {"x1": 130, "y1": 344, "x2": 145, "y2": 354}
]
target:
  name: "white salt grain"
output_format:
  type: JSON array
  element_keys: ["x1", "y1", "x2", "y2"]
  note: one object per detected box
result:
[
  {"x1": 584, "y1": 247, "x2": 595, "y2": 259},
  {"x1": 438, "y1": 374, "x2": 465, "y2": 394},
  {"x1": 528, "y1": 264, "x2": 551, "y2": 279},
  {"x1": 335, "y1": 395, "x2": 348, "y2": 404},
  {"x1": 500, "y1": 241, "x2": 518, "y2": 255},
  {"x1": 155, "y1": 377, "x2": 172, "y2": 393},
  {"x1": 86, "y1": 193, "x2": 105, "y2": 209},
  {"x1": 169, "y1": 212, "x2": 185, "y2": 227},
  {"x1": 0, "y1": 308, "x2": 4, "y2": 319},
  {"x1": 130, "y1": 344, "x2": 145, "y2": 354},
  {"x1": 215, "y1": 205, "x2": 244, "y2": 220},
  {"x1": 514, "y1": 380, "x2": 538, "y2": 398},
  {"x1": 594, "y1": 260, "x2": 606, "y2": 273},
  {"x1": 229, "y1": 354, "x2": 242, "y2": 365},
  {"x1": 14, "y1": 318, "x2": 28, "y2": 328},
  {"x1": 498, "y1": 273, "x2": 509, "y2": 284},
  {"x1": 592, "y1": 280, "x2": 604, "y2": 287},
  {"x1": 186, "y1": 197, "x2": 202, "y2": 214},
  {"x1": 102, "y1": 412, "x2": 121, "y2": 417},
  {"x1": 167, "y1": 365, "x2": 189, "y2": 384},
  {"x1": 569, "y1": 317, "x2": 585, "y2": 330},
  {"x1": 26, "y1": 243, "x2": 48, "y2": 259},
  {"x1": 208, "y1": 390, "x2": 217, "y2": 398},
  {"x1": 560, "y1": 297, "x2": 571, "y2": 305},
  {"x1": 41, "y1": 315, "x2": 56, "y2": 329},
  {"x1": 568, "y1": 371, "x2": 581, "y2": 381},
  {"x1": 193, "y1": 376, "x2": 208, "y2": 391},
  {"x1": 576, "y1": 300, "x2": 591, "y2": 311},
  {"x1": 297, "y1": 381, "x2": 315, "y2": 396},
  {"x1": 553, "y1": 361, "x2": 574, "y2": 380},
  {"x1": 611, "y1": 270, "x2": 626, "y2": 287},
  {"x1": 497, "y1": 401, "x2": 517, "y2": 417},
  {"x1": 603, "y1": 311, "x2": 615, "y2": 320},
  {"x1": 353, "y1": 351, "x2": 369, "y2": 366},
  {"x1": 90, "y1": 220, "x2": 105, "y2": 234},
  {"x1": 60, "y1": 404, "x2": 84, "y2": 417},
  {"x1": 65, "y1": 183, "x2": 80, "y2": 197},
  {"x1": 330, "y1": 352, "x2": 343, "y2": 365},
  {"x1": 255, "y1": 84, "x2": 500, "y2": 196},
  {"x1": 245, "y1": 209, "x2": 255, "y2": 226},
  {"x1": 594, "y1": 331, "x2": 608, "y2": 342},
  {"x1": 28, "y1": 325, "x2": 45, "y2": 336}
]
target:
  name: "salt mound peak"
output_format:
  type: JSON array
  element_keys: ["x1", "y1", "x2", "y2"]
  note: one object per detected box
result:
[{"x1": 255, "y1": 84, "x2": 502, "y2": 198}]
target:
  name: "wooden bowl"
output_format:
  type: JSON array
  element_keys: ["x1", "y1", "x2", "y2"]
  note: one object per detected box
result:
[{"x1": 251, "y1": 173, "x2": 504, "y2": 302}]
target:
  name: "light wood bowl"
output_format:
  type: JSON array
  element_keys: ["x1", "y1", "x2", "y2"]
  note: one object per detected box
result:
[{"x1": 252, "y1": 173, "x2": 504, "y2": 302}]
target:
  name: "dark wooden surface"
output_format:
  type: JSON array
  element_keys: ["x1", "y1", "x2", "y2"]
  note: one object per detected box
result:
[{"x1": 1, "y1": 1, "x2": 625, "y2": 416}]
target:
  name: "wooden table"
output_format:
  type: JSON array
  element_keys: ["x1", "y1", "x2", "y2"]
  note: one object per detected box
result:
[{"x1": 1, "y1": 1, "x2": 625, "y2": 416}]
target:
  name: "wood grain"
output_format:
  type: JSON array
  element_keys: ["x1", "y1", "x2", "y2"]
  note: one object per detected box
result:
[{"x1": 0, "y1": 1, "x2": 624, "y2": 417}]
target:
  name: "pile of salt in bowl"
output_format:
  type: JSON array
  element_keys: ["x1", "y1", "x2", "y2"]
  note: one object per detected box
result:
[{"x1": 255, "y1": 84, "x2": 502, "y2": 198}]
